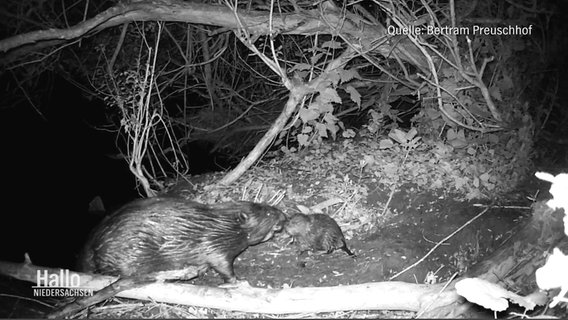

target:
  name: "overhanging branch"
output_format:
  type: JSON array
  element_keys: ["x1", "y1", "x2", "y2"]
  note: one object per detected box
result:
[{"x1": 0, "y1": 0, "x2": 429, "y2": 73}]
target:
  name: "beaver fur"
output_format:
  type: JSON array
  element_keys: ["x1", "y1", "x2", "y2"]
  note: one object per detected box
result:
[
  {"x1": 285, "y1": 213, "x2": 355, "y2": 257},
  {"x1": 79, "y1": 196, "x2": 287, "y2": 283}
]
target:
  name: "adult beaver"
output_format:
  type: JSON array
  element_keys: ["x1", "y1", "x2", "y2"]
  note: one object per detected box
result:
[
  {"x1": 79, "y1": 196, "x2": 287, "y2": 283},
  {"x1": 49, "y1": 197, "x2": 286, "y2": 318}
]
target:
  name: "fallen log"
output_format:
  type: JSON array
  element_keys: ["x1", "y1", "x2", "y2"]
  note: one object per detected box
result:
[{"x1": 0, "y1": 259, "x2": 460, "y2": 316}]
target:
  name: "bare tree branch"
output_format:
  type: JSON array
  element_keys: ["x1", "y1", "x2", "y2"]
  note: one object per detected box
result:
[{"x1": 0, "y1": 0, "x2": 429, "y2": 73}]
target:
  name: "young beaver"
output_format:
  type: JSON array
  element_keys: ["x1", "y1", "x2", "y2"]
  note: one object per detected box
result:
[{"x1": 285, "y1": 213, "x2": 356, "y2": 257}]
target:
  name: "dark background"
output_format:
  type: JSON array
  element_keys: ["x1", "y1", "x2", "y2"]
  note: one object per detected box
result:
[{"x1": 1, "y1": 77, "x2": 139, "y2": 269}]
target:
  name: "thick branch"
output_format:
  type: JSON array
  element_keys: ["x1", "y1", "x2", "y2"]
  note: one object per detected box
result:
[
  {"x1": 217, "y1": 81, "x2": 309, "y2": 185},
  {"x1": 0, "y1": 0, "x2": 429, "y2": 72},
  {"x1": 0, "y1": 260, "x2": 459, "y2": 315}
]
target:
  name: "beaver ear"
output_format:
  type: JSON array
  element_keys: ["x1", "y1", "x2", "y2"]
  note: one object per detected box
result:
[{"x1": 237, "y1": 211, "x2": 249, "y2": 224}]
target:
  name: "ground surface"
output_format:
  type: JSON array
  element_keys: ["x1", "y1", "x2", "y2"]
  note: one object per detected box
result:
[
  {"x1": 0, "y1": 180, "x2": 543, "y2": 318},
  {"x1": 198, "y1": 188, "x2": 530, "y2": 289}
]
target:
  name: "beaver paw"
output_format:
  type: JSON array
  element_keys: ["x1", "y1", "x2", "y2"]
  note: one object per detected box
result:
[{"x1": 219, "y1": 279, "x2": 252, "y2": 289}]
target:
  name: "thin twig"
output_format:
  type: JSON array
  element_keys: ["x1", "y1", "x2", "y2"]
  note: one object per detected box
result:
[
  {"x1": 415, "y1": 272, "x2": 459, "y2": 318},
  {"x1": 108, "y1": 22, "x2": 129, "y2": 74},
  {"x1": 472, "y1": 204, "x2": 531, "y2": 210},
  {"x1": 389, "y1": 206, "x2": 491, "y2": 281}
]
